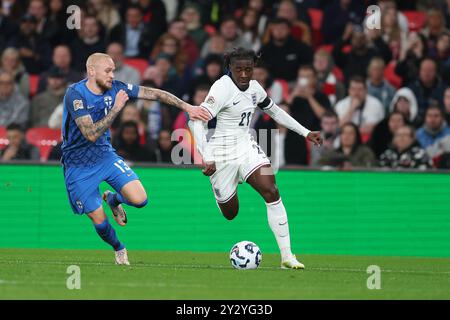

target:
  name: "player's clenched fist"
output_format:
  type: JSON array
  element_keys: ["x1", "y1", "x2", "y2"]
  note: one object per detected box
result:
[
  {"x1": 202, "y1": 161, "x2": 216, "y2": 176},
  {"x1": 307, "y1": 131, "x2": 323, "y2": 146},
  {"x1": 114, "y1": 90, "x2": 129, "y2": 110}
]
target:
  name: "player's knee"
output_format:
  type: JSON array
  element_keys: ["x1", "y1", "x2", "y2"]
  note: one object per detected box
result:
[
  {"x1": 262, "y1": 185, "x2": 279, "y2": 202},
  {"x1": 134, "y1": 197, "x2": 148, "y2": 208}
]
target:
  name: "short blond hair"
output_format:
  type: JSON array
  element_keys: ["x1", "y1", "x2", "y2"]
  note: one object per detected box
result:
[{"x1": 86, "y1": 53, "x2": 112, "y2": 69}]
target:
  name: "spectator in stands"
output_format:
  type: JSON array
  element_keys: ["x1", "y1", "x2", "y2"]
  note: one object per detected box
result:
[
  {"x1": 416, "y1": 105, "x2": 450, "y2": 152},
  {"x1": 444, "y1": 86, "x2": 450, "y2": 124},
  {"x1": 284, "y1": 65, "x2": 332, "y2": 165},
  {"x1": 180, "y1": 2, "x2": 208, "y2": 50},
  {"x1": 167, "y1": 19, "x2": 199, "y2": 66},
  {"x1": 109, "y1": 4, "x2": 156, "y2": 59},
  {"x1": 199, "y1": 34, "x2": 227, "y2": 59},
  {"x1": 377, "y1": 0, "x2": 409, "y2": 36},
  {"x1": 335, "y1": 76, "x2": 385, "y2": 135},
  {"x1": 201, "y1": 17, "x2": 252, "y2": 60},
  {"x1": 396, "y1": 31, "x2": 428, "y2": 85},
  {"x1": 0, "y1": 47, "x2": 29, "y2": 98},
  {"x1": 274, "y1": 0, "x2": 311, "y2": 46},
  {"x1": 389, "y1": 87, "x2": 420, "y2": 127},
  {"x1": 379, "y1": 125, "x2": 431, "y2": 169},
  {"x1": 15, "y1": 13, "x2": 52, "y2": 74},
  {"x1": 27, "y1": 0, "x2": 59, "y2": 46},
  {"x1": 333, "y1": 24, "x2": 392, "y2": 86},
  {"x1": 189, "y1": 54, "x2": 223, "y2": 99},
  {"x1": 310, "y1": 111, "x2": 341, "y2": 166},
  {"x1": 246, "y1": 0, "x2": 269, "y2": 36},
  {"x1": 113, "y1": 120, "x2": 156, "y2": 163},
  {"x1": 366, "y1": 57, "x2": 396, "y2": 114},
  {"x1": 313, "y1": 49, "x2": 345, "y2": 106},
  {"x1": 48, "y1": 0, "x2": 70, "y2": 45},
  {"x1": 106, "y1": 42, "x2": 141, "y2": 85},
  {"x1": 1, "y1": 123, "x2": 40, "y2": 161},
  {"x1": 137, "y1": 79, "x2": 172, "y2": 150},
  {"x1": 423, "y1": 9, "x2": 447, "y2": 53},
  {"x1": 318, "y1": 122, "x2": 376, "y2": 169},
  {"x1": 368, "y1": 111, "x2": 407, "y2": 158},
  {"x1": 30, "y1": 66, "x2": 66, "y2": 127},
  {"x1": 321, "y1": 0, "x2": 365, "y2": 45},
  {"x1": 71, "y1": 15, "x2": 107, "y2": 72},
  {"x1": 37, "y1": 45, "x2": 84, "y2": 93},
  {"x1": 379, "y1": 1, "x2": 408, "y2": 56},
  {"x1": 47, "y1": 141, "x2": 62, "y2": 161},
  {"x1": 408, "y1": 58, "x2": 446, "y2": 119},
  {"x1": 0, "y1": 71, "x2": 29, "y2": 128},
  {"x1": 138, "y1": 0, "x2": 168, "y2": 37},
  {"x1": 48, "y1": 102, "x2": 63, "y2": 129},
  {"x1": 252, "y1": 62, "x2": 286, "y2": 105},
  {"x1": 259, "y1": 17, "x2": 313, "y2": 83},
  {"x1": 239, "y1": 8, "x2": 263, "y2": 52},
  {"x1": 0, "y1": 10, "x2": 19, "y2": 53},
  {"x1": 150, "y1": 33, "x2": 188, "y2": 78},
  {"x1": 443, "y1": 0, "x2": 450, "y2": 30},
  {"x1": 155, "y1": 129, "x2": 174, "y2": 163},
  {"x1": 0, "y1": 0, "x2": 27, "y2": 25},
  {"x1": 86, "y1": 0, "x2": 121, "y2": 34},
  {"x1": 431, "y1": 31, "x2": 450, "y2": 82}
]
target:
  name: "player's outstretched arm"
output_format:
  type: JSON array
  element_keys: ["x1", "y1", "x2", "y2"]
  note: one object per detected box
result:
[
  {"x1": 261, "y1": 98, "x2": 323, "y2": 146},
  {"x1": 75, "y1": 89, "x2": 129, "y2": 142},
  {"x1": 138, "y1": 86, "x2": 210, "y2": 121},
  {"x1": 188, "y1": 119, "x2": 216, "y2": 176}
]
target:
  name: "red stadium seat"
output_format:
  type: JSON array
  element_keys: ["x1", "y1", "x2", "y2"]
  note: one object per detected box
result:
[
  {"x1": 384, "y1": 61, "x2": 402, "y2": 89},
  {"x1": 26, "y1": 127, "x2": 62, "y2": 161},
  {"x1": 29, "y1": 74, "x2": 40, "y2": 98},
  {"x1": 0, "y1": 126, "x2": 8, "y2": 150},
  {"x1": 204, "y1": 24, "x2": 217, "y2": 36},
  {"x1": 123, "y1": 58, "x2": 149, "y2": 77},
  {"x1": 308, "y1": 8, "x2": 324, "y2": 48},
  {"x1": 402, "y1": 11, "x2": 427, "y2": 32}
]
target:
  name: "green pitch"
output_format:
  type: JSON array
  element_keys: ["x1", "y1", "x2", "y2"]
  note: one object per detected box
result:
[{"x1": 0, "y1": 248, "x2": 449, "y2": 299}]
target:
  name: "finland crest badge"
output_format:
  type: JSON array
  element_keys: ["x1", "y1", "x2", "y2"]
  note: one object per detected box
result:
[{"x1": 73, "y1": 99, "x2": 84, "y2": 111}]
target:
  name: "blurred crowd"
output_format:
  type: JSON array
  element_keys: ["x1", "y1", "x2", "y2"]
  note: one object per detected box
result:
[{"x1": 1, "y1": 0, "x2": 450, "y2": 170}]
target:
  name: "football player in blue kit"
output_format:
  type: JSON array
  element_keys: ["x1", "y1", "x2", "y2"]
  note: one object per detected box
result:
[{"x1": 62, "y1": 53, "x2": 210, "y2": 265}]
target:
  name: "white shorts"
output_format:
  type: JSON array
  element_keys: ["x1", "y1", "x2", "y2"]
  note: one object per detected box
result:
[{"x1": 209, "y1": 140, "x2": 271, "y2": 203}]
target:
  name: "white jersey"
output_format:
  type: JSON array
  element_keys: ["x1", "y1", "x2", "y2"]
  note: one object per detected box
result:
[{"x1": 200, "y1": 75, "x2": 268, "y2": 161}]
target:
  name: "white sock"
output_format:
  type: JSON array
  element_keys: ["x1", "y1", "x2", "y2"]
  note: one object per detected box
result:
[{"x1": 266, "y1": 198, "x2": 293, "y2": 260}]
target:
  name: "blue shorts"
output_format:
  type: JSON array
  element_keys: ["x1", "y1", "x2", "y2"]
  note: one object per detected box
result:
[{"x1": 63, "y1": 154, "x2": 139, "y2": 214}]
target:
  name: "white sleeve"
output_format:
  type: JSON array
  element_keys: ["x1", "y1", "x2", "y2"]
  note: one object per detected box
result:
[
  {"x1": 263, "y1": 101, "x2": 311, "y2": 137},
  {"x1": 252, "y1": 80, "x2": 268, "y2": 104},
  {"x1": 200, "y1": 80, "x2": 227, "y2": 118},
  {"x1": 188, "y1": 119, "x2": 213, "y2": 162}
]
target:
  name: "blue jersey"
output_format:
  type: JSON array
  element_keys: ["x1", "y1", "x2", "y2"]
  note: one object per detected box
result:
[{"x1": 61, "y1": 79, "x2": 139, "y2": 167}]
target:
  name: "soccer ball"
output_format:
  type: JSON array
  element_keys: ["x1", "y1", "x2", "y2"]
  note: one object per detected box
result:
[{"x1": 229, "y1": 240, "x2": 262, "y2": 270}]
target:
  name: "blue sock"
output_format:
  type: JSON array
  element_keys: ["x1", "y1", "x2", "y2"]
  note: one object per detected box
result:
[
  {"x1": 94, "y1": 219, "x2": 125, "y2": 251},
  {"x1": 107, "y1": 192, "x2": 147, "y2": 208}
]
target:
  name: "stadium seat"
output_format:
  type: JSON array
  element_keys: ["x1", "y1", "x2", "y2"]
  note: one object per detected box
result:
[
  {"x1": 0, "y1": 126, "x2": 8, "y2": 150},
  {"x1": 308, "y1": 8, "x2": 324, "y2": 48},
  {"x1": 29, "y1": 74, "x2": 40, "y2": 98},
  {"x1": 123, "y1": 58, "x2": 149, "y2": 77},
  {"x1": 384, "y1": 61, "x2": 402, "y2": 89},
  {"x1": 402, "y1": 11, "x2": 427, "y2": 32},
  {"x1": 204, "y1": 24, "x2": 217, "y2": 36},
  {"x1": 25, "y1": 127, "x2": 62, "y2": 161}
]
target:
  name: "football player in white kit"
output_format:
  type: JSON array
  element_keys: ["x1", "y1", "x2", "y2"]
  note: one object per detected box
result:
[{"x1": 189, "y1": 48, "x2": 322, "y2": 269}]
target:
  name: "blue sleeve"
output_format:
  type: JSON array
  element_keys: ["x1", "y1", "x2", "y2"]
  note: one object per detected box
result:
[
  {"x1": 65, "y1": 87, "x2": 89, "y2": 120},
  {"x1": 114, "y1": 80, "x2": 139, "y2": 99}
]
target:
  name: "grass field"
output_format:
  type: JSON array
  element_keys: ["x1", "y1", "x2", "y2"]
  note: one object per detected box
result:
[{"x1": 0, "y1": 248, "x2": 449, "y2": 300}]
